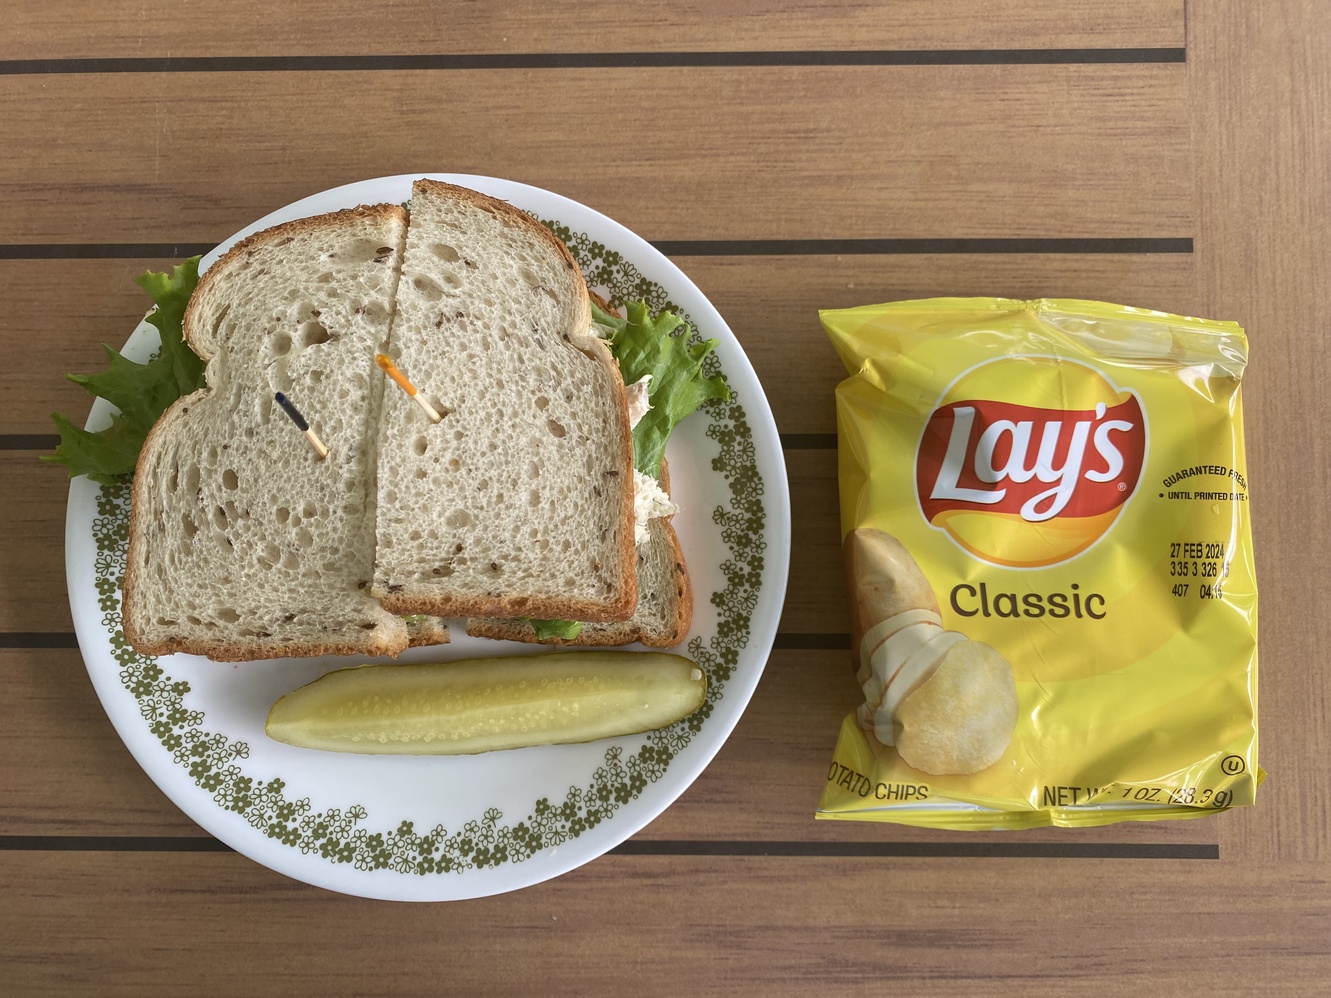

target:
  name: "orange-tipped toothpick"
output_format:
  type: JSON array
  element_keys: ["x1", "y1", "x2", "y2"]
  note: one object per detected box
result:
[
  {"x1": 375, "y1": 353, "x2": 443, "y2": 423},
  {"x1": 274, "y1": 392, "x2": 329, "y2": 459}
]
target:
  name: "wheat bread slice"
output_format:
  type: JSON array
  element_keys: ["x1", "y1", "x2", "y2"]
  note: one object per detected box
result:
[
  {"x1": 371, "y1": 179, "x2": 636, "y2": 622},
  {"x1": 466, "y1": 517, "x2": 692, "y2": 647},
  {"x1": 122, "y1": 204, "x2": 422, "y2": 661}
]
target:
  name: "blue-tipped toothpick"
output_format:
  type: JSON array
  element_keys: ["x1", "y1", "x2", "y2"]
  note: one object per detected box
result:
[{"x1": 275, "y1": 392, "x2": 329, "y2": 459}]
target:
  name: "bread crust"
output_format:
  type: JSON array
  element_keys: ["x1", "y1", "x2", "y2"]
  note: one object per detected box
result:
[
  {"x1": 379, "y1": 588, "x2": 636, "y2": 624},
  {"x1": 121, "y1": 392, "x2": 205, "y2": 655},
  {"x1": 410, "y1": 179, "x2": 591, "y2": 332},
  {"x1": 405, "y1": 616, "x2": 451, "y2": 648},
  {"x1": 182, "y1": 203, "x2": 409, "y2": 361},
  {"x1": 122, "y1": 629, "x2": 410, "y2": 663}
]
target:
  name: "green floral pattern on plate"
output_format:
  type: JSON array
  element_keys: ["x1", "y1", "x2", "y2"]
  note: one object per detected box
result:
[{"x1": 93, "y1": 223, "x2": 766, "y2": 877}]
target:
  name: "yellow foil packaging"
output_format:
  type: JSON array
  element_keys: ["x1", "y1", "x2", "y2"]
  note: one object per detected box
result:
[{"x1": 817, "y1": 299, "x2": 1260, "y2": 829}]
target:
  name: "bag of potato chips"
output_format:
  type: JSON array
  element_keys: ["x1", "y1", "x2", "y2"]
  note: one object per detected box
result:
[{"x1": 818, "y1": 298, "x2": 1260, "y2": 828}]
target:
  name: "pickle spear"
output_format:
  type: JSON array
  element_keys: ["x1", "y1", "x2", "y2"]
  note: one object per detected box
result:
[{"x1": 266, "y1": 651, "x2": 706, "y2": 755}]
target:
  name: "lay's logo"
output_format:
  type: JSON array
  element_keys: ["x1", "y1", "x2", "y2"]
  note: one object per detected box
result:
[{"x1": 915, "y1": 358, "x2": 1146, "y2": 567}]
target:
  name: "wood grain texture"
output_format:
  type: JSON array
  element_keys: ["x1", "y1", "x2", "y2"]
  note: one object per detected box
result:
[
  {"x1": 4, "y1": 254, "x2": 1197, "y2": 438},
  {"x1": 5, "y1": 0, "x2": 1330, "y2": 991},
  {"x1": 0, "y1": 455, "x2": 71, "y2": 632},
  {"x1": 8, "y1": 259, "x2": 186, "y2": 439},
  {"x1": 1, "y1": 1, "x2": 1185, "y2": 61},
  {"x1": 0, "y1": 66, "x2": 1187, "y2": 244},
  {"x1": 0, "y1": 649, "x2": 201, "y2": 836},
  {"x1": 1191, "y1": 0, "x2": 1331, "y2": 867},
  {"x1": 0, "y1": 647, "x2": 1218, "y2": 846},
  {"x1": 689, "y1": 254, "x2": 1199, "y2": 436},
  {"x1": 1, "y1": 853, "x2": 1323, "y2": 997}
]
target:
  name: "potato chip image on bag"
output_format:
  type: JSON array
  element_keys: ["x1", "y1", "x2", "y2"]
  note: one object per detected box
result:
[{"x1": 818, "y1": 298, "x2": 1261, "y2": 829}]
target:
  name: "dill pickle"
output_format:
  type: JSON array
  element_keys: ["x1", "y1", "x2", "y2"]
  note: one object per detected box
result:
[{"x1": 265, "y1": 651, "x2": 706, "y2": 755}]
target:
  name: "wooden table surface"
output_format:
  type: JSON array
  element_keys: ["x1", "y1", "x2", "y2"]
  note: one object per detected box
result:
[{"x1": 5, "y1": 2, "x2": 1329, "y2": 994}]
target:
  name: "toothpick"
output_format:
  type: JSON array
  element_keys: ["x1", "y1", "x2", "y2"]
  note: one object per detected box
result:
[
  {"x1": 274, "y1": 392, "x2": 329, "y2": 460},
  {"x1": 376, "y1": 353, "x2": 443, "y2": 423}
]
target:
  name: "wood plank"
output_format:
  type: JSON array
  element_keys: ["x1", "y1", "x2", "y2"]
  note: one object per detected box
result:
[
  {"x1": 0, "y1": 65, "x2": 1187, "y2": 245},
  {"x1": 1191, "y1": 0, "x2": 1331, "y2": 866},
  {"x1": 5, "y1": 254, "x2": 1197, "y2": 438},
  {"x1": 0, "y1": 646, "x2": 1217, "y2": 846},
  {"x1": 688, "y1": 254, "x2": 1200, "y2": 436},
  {"x1": 0, "y1": 649, "x2": 200, "y2": 836},
  {"x1": 783, "y1": 449, "x2": 847, "y2": 633},
  {"x1": 6, "y1": 258, "x2": 163, "y2": 439},
  {"x1": 0, "y1": 455, "x2": 72, "y2": 632},
  {"x1": 2, "y1": 2, "x2": 1186, "y2": 61},
  {"x1": 1, "y1": 852, "x2": 1324, "y2": 996}
]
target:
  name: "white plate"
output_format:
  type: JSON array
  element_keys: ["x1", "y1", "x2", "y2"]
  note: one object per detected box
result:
[{"x1": 65, "y1": 175, "x2": 791, "y2": 900}]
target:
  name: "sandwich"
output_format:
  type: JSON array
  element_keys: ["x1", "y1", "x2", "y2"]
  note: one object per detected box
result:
[
  {"x1": 469, "y1": 291, "x2": 728, "y2": 648},
  {"x1": 64, "y1": 179, "x2": 723, "y2": 662}
]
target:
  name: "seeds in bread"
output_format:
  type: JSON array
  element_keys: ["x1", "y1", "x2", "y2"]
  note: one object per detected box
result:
[
  {"x1": 371, "y1": 179, "x2": 637, "y2": 622},
  {"x1": 122, "y1": 205, "x2": 419, "y2": 661}
]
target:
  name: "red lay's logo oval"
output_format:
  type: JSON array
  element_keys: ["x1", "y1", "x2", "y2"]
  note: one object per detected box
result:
[{"x1": 915, "y1": 358, "x2": 1147, "y2": 567}]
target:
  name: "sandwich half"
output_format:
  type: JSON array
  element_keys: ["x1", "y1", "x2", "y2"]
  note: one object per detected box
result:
[
  {"x1": 466, "y1": 517, "x2": 692, "y2": 647},
  {"x1": 122, "y1": 205, "x2": 446, "y2": 660},
  {"x1": 467, "y1": 453, "x2": 693, "y2": 647},
  {"x1": 370, "y1": 180, "x2": 637, "y2": 622}
]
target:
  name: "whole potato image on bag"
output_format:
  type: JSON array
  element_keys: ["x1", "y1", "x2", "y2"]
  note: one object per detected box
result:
[{"x1": 819, "y1": 298, "x2": 1261, "y2": 830}]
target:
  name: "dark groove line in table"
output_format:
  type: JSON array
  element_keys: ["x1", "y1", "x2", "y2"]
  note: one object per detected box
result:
[
  {"x1": 0, "y1": 836, "x2": 234, "y2": 852},
  {"x1": 779, "y1": 433, "x2": 837, "y2": 450},
  {"x1": 2, "y1": 632, "x2": 854, "y2": 650},
  {"x1": 0, "y1": 49, "x2": 1187, "y2": 76},
  {"x1": 15, "y1": 436, "x2": 841, "y2": 452},
  {"x1": 1, "y1": 435, "x2": 61, "y2": 451},
  {"x1": 0, "y1": 633, "x2": 81, "y2": 649},
  {"x1": 655, "y1": 237, "x2": 1194, "y2": 256},
  {"x1": 0, "y1": 836, "x2": 1218, "y2": 859},
  {"x1": 612, "y1": 840, "x2": 1219, "y2": 860},
  {"x1": 0, "y1": 238, "x2": 1194, "y2": 261},
  {"x1": 0, "y1": 244, "x2": 217, "y2": 260},
  {"x1": 772, "y1": 633, "x2": 851, "y2": 650}
]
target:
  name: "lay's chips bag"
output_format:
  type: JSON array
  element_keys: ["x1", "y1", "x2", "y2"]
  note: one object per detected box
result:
[{"x1": 818, "y1": 299, "x2": 1260, "y2": 828}]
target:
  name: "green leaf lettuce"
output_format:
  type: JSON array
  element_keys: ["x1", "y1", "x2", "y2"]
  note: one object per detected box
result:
[
  {"x1": 522, "y1": 618, "x2": 585, "y2": 642},
  {"x1": 44, "y1": 257, "x2": 206, "y2": 485},
  {"x1": 593, "y1": 300, "x2": 730, "y2": 480}
]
